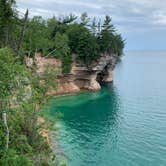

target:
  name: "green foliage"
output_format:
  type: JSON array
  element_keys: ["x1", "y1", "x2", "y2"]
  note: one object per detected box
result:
[
  {"x1": 53, "y1": 32, "x2": 72, "y2": 73},
  {"x1": 0, "y1": 48, "x2": 56, "y2": 165},
  {"x1": 99, "y1": 16, "x2": 115, "y2": 54},
  {"x1": 61, "y1": 13, "x2": 77, "y2": 24},
  {"x1": 0, "y1": 121, "x2": 6, "y2": 149},
  {"x1": 47, "y1": 16, "x2": 58, "y2": 39},
  {"x1": 0, "y1": 48, "x2": 17, "y2": 98},
  {"x1": 99, "y1": 15, "x2": 125, "y2": 56},
  {"x1": 52, "y1": 32, "x2": 69, "y2": 58},
  {"x1": 62, "y1": 54, "x2": 72, "y2": 74},
  {"x1": 0, "y1": 149, "x2": 34, "y2": 166},
  {"x1": 110, "y1": 34, "x2": 125, "y2": 57},
  {"x1": 90, "y1": 17, "x2": 97, "y2": 36},
  {"x1": 67, "y1": 24, "x2": 99, "y2": 66},
  {"x1": 76, "y1": 30, "x2": 99, "y2": 66},
  {"x1": 80, "y1": 12, "x2": 90, "y2": 26},
  {"x1": 67, "y1": 24, "x2": 84, "y2": 53},
  {"x1": 23, "y1": 16, "x2": 50, "y2": 56},
  {"x1": 0, "y1": 0, "x2": 16, "y2": 47}
]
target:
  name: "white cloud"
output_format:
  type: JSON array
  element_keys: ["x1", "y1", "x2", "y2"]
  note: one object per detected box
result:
[
  {"x1": 16, "y1": 0, "x2": 166, "y2": 50},
  {"x1": 17, "y1": 0, "x2": 166, "y2": 27}
]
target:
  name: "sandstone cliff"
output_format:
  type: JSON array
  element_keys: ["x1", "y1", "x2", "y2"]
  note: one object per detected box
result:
[{"x1": 25, "y1": 53, "x2": 118, "y2": 95}]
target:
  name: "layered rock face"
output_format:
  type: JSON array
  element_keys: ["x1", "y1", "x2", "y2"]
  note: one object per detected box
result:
[
  {"x1": 25, "y1": 53, "x2": 118, "y2": 95},
  {"x1": 25, "y1": 52, "x2": 61, "y2": 74},
  {"x1": 72, "y1": 54, "x2": 117, "y2": 91},
  {"x1": 46, "y1": 74, "x2": 80, "y2": 95}
]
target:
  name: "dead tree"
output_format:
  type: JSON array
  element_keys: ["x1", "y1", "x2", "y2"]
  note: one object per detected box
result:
[
  {"x1": 17, "y1": 9, "x2": 29, "y2": 55},
  {"x1": 0, "y1": 100, "x2": 9, "y2": 149}
]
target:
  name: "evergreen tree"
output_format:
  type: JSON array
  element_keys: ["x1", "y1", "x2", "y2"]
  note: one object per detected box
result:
[
  {"x1": 53, "y1": 32, "x2": 72, "y2": 74},
  {"x1": 76, "y1": 30, "x2": 99, "y2": 66},
  {"x1": 111, "y1": 34, "x2": 125, "y2": 57},
  {"x1": 0, "y1": 0, "x2": 16, "y2": 47},
  {"x1": 46, "y1": 16, "x2": 58, "y2": 39},
  {"x1": 98, "y1": 15, "x2": 124, "y2": 56},
  {"x1": 90, "y1": 17, "x2": 97, "y2": 36},
  {"x1": 67, "y1": 23, "x2": 100, "y2": 66},
  {"x1": 67, "y1": 24, "x2": 86, "y2": 53},
  {"x1": 24, "y1": 16, "x2": 50, "y2": 56},
  {"x1": 80, "y1": 12, "x2": 90, "y2": 26},
  {"x1": 99, "y1": 15, "x2": 116, "y2": 54}
]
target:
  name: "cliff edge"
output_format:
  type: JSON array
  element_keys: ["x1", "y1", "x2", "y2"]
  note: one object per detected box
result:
[{"x1": 25, "y1": 53, "x2": 118, "y2": 95}]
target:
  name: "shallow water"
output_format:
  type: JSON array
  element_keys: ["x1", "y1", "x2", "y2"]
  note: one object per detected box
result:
[{"x1": 49, "y1": 51, "x2": 166, "y2": 166}]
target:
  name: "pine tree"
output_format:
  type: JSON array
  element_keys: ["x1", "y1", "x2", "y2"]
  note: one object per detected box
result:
[
  {"x1": 0, "y1": 0, "x2": 16, "y2": 47},
  {"x1": 99, "y1": 15, "x2": 116, "y2": 54},
  {"x1": 80, "y1": 12, "x2": 90, "y2": 26},
  {"x1": 91, "y1": 17, "x2": 97, "y2": 36},
  {"x1": 76, "y1": 30, "x2": 99, "y2": 66}
]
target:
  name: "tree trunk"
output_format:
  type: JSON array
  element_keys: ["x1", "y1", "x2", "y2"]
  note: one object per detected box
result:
[
  {"x1": 2, "y1": 111, "x2": 9, "y2": 149},
  {"x1": 17, "y1": 9, "x2": 29, "y2": 55},
  {"x1": 46, "y1": 48, "x2": 57, "y2": 57},
  {"x1": 0, "y1": 100, "x2": 9, "y2": 149}
]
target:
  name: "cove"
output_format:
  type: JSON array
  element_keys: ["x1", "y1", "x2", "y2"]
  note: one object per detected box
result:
[{"x1": 47, "y1": 51, "x2": 166, "y2": 166}]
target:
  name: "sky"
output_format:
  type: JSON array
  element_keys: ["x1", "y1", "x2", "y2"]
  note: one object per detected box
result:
[{"x1": 17, "y1": 0, "x2": 166, "y2": 51}]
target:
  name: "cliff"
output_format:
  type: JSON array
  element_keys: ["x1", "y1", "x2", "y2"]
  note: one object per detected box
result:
[{"x1": 25, "y1": 53, "x2": 118, "y2": 95}]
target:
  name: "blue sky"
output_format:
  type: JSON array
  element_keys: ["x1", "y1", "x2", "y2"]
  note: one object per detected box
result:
[{"x1": 17, "y1": 0, "x2": 166, "y2": 51}]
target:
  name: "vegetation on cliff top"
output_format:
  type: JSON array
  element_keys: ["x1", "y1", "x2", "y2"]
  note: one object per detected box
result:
[
  {"x1": 0, "y1": 0, "x2": 124, "y2": 165},
  {"x1": 0, "y1": 0, "x2": 125, "y2": 72},
  {"x1": 24, "y1": 14, "x2": 124, "y2": 69}
]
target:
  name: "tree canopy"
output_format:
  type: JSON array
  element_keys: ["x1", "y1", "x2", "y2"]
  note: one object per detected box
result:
[{"x1": 0, "y1": 3, "x2": 125, "y2": 70}]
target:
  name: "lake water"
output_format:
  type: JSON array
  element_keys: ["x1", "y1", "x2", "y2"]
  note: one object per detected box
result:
[{"x1": 48, "y1": 51, "x2": 166, "y2": 166}]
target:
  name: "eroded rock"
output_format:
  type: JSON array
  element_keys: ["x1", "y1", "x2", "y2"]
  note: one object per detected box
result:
[{"x1": 25, "y1": 53, "x2": 118, "y2": 95}]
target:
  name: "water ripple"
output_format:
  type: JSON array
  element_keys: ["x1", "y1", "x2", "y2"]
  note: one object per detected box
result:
[{"x1": 47, "y1": 52, "x2": 166, "y2": 166}]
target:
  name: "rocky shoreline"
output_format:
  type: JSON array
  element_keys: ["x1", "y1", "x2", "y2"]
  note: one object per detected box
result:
[{"x1": 25, "y1": 53, "x2": 118, "y2": 95}]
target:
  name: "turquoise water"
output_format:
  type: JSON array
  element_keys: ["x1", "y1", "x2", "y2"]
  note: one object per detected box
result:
[{"x1": 49, "y1": 51, "x2": 166, "y2": 166}]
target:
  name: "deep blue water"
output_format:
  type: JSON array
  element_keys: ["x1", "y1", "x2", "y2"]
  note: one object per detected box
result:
[{"x1": 49, "y1": 51, "x2": 166, "y2": 166}]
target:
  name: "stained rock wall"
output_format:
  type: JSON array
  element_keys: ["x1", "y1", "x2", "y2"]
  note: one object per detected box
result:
[{"x1": 25, "y1": 53, "x2": 118, "y2": 95}]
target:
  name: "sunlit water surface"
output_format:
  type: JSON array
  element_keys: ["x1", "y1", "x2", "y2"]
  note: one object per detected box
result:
[{"x1": 47, "y1": 51, "x2": 166, "y2": 166}]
